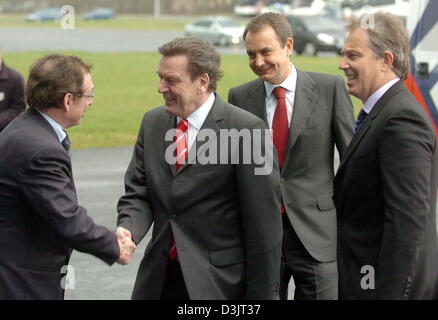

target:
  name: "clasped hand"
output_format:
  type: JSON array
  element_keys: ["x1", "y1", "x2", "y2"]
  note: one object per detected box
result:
[{"x1": 115, "y1": 227, "x2": 136, "y2": 265}]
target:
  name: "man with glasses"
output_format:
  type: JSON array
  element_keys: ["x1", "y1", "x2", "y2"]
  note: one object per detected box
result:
[{"x1": 0, "y1": 54, "x2": 136, "y2": 300}]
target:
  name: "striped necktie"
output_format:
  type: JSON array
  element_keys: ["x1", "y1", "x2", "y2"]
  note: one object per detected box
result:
[{"x1": 169, "y1": 118, "x2": 189, "y2": 260}]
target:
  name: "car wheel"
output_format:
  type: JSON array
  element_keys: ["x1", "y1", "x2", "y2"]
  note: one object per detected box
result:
[
  {"x1": 218, "y1": 36, "x2": 228, "y2": 47},
  {"x1": 303, "y1": 42, "x2": 317, "y2": 56}
]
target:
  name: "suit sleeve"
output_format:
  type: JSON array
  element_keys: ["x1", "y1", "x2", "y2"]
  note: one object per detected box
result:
[
  {"x1": 376, "y1": 107, "x2": 435, "y2": 299},
  {"x1": 117, "y1": 115, "x2": 154, "y2": 245},
  {"x1": 17, "y1": 148, "x2": 120, "y2": 265},
  {"x1": 236, "y1": 117, "x2": 282, "y2": 299},
  {"x1": 332, "y1": 76, "x2": 354, "y2": 159}
]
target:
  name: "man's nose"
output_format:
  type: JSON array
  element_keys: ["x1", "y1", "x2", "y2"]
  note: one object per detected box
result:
[
  {"x1": 338, "y1": 58, "x2": 348, "y2": 70},
  {"x1": 158, "y1": 79, "x2": 168, "y2": 93},
  {"x1": 254, "y1": 54, "x2": 265, "y2": 68}
]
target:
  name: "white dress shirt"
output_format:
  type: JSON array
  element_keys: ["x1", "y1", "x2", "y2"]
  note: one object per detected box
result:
[
  {"x1": 177, "y1": 92, "x2": 215, "y2": 151},
  {"x1": 264, "y1": 64, "x2": 298, "y2": 129}
]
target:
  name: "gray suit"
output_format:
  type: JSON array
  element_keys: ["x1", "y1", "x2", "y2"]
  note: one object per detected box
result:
[
  {"x1": 117, "y1": 94, "x2": 282, "y2": 299},
  {"x1": 229, "y1": 69, "x2": 354, "y2": 299}
]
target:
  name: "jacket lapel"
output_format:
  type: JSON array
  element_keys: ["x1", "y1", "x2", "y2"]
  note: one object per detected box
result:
[
  {"x1": 163, "y1": 113, "x2": 178, "y2": 176},
  {"x1": 247, "y1": 79, "x2": 268, "y2": 125},
  {"x1": 283, "y1": 70, "x2": 318, "y2": 167},
  {"x1": 174, "y1": 94, "x2": 224, "y2": 175},
  {"x1": 337, "y1": 80, "x2": 405, "y2": 171}
]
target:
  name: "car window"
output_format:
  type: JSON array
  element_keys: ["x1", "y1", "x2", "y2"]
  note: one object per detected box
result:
[
  {"x1": 218, "y1": 20, "x2": 240, "y2": 27},
  {"x1": 195, "y1": 21, "x2": 212, "y2": 27},
  {"x1": 301, "y1": 16, "x2": 340, "y2": 32}
]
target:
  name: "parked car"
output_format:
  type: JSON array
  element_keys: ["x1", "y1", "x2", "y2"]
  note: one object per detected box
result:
[
  {"x1": 234, "y1": 0, "x2": 263, "y2": 17},
  {"x1": 184, "y1": 16, "x2": 245, "y2": 46},
  {"x1": 83, "y1": 8, "x2": 116, "y2": 20},
  {"x1": 26, "y1": 7, "x2": 63, "y2": 22},
  {"x1": 286, "y1": 15, "x2": 346, "y2": 56}
]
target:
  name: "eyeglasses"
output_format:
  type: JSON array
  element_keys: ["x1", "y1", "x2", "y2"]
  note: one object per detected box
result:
[{"x1": 74, "y1": 93, "x2": 95, "y2": 99}]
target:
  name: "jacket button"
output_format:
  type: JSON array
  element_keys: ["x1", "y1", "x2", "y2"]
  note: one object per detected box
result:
[
  {"x1": 338, "y1": 222, "x2": 343, "y2": 227},
  {"x1": 280, "y1": 178, "x2": 285, "y2": 183}
]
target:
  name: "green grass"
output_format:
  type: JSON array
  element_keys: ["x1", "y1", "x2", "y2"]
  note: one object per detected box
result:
[
  {"x1": 0, "y1": 14, "x2": 188, "y2": 30},
  {"x1": 3, "y1": 51, "x2": 360, "y2": 149}
]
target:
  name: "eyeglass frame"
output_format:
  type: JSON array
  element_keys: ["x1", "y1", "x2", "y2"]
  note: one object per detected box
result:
[
  {"x1": 73, "y1": 92, "x2": 95, "y2": 98},
  {"x1": 63, "y1": 92, "x2": 95, "y2": 99}
]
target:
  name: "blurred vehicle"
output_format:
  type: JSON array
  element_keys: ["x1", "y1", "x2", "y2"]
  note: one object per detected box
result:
[
  {"x1": 286, "y1": 15, "x2": 346, "y2": 55},
  {"x1": 184, "y1": 16, "x2": 245, "y2": 47},
  {"x1": 262, "y1": 1, "x2": 294, "y2": 14},
  {"x1": 234, "y1": 0, "x2": 264, "y2": 17},
  {"x1": 2, "y1": 0, "x2": 35, "y2": 13},
  {"x1": 26, "y1": 7, "x2": 63, "y2": 22},
  {"x1": 288, "y1": 0, "x2": 326, "y2": 16},
  {"x1": 348, "y1": 0, "x2": 409, "y2": 23},
  {"x1": 83, "y1": 8, "x2": 116, "y2": 20}
]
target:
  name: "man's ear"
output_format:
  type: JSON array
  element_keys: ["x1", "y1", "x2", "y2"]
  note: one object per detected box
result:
[
  {"x1": 381, "y1": 50, "x2": 395, "y2": 72},
  {"x1": 61, "y1": 93, "x2": 71, "y2": 112},
  {"x1": 199, "y1": 73, "x2": 210, "y2": 92},
  {"x1": 285, "y1": 37, "x2": 294, "y2": 57}
]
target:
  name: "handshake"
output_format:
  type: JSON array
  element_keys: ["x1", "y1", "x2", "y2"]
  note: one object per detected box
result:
[{"x1": 115, "y1": 226, "x2": 137, "y2": 265}]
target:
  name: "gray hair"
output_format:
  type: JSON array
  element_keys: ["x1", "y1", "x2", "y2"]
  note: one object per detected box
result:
[
  {"x1": 158, "y1": 37, "x2": 223, "y2": 92},
  {"x1": 349, "y1": 12, "x2": 410, "y2": 79}
]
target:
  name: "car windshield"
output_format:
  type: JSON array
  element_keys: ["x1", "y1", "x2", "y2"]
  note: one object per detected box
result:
[
  {"x1": 301, "y1": 16, "x2": 340, "y2": 32},
  {"x1": 217, "y1": 20, "x2": 241, "y2": 27}
]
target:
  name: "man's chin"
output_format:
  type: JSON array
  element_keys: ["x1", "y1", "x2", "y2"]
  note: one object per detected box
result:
[{"x1": 164, "y1": 105, "x2": 178, "y2": 116}]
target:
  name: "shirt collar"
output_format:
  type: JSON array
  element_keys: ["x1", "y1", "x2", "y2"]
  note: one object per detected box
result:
[
  {"x1": 177, "y1": 92, "x2": 215, "y2": 130},
  {"x1": 264, "y1": 64, "x2": 297, "y2": 97},
  {"x1": 38, "y1": 110, "x2": 66, "y2": 143},
  {"x1": 363, "y1": 78, "x2": 400, "y2": 114}
]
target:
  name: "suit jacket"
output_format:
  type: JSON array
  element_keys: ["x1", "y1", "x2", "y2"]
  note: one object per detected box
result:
[
  {"x1": 228, "y1": 70, "x2": 354, "y2": 262},
  {"x1": 117, "y1": 94, "x2": 283, "y2": 300},
  {"x1": 334, "y1": 80, "x2": 438, "y2": 299},
  {"x1": 0, "y1": 108, "x2": 119, "y2": 300}
]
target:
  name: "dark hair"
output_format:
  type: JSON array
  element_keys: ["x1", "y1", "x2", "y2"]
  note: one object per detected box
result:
[
  {"x1": 26, "y1": 54, "x2": 92, "y2": 110},
  {"x1": 243, "y1": 12, "x2": 292, "y2": 47},
  {"x1": 158, "y1": 37, "x2": 223, "y2": 92},
  {"x1": 349, "y1": 12, "x2": 410, "y2": 79}
]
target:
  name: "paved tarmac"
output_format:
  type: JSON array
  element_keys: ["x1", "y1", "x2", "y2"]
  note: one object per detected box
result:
[{"x1": 65, "y1": 146, "x2": 147, "y2": 299}]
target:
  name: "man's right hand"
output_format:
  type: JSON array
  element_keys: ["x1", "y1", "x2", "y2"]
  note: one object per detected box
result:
[{"x1": 115, "y1": 227, "x2": 136, "y2": 265}]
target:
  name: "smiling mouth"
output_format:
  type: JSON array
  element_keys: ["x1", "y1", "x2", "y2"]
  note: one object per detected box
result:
[
  {"x1": 345, "y1": 73, "x2": 356, "y2": 81},
  {"x1": 255, "y1": 65, "x2": 272, "y2": 75},
  {"x1": 164, "y1": 94, "x2": 176, "y2": 103}
]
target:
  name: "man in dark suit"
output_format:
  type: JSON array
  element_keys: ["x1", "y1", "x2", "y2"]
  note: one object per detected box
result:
[
  {"x1": 228, "y1": 13, "x2": 354, "y2": 300},
  {"x1": 0, "y1": 55, "x2": 25, "y2": 132},
  {"x1": 334, "y1": 13, "x2": 438, "y2": 299},
  {"x1": 116, "y1": 37, "x2": 282, "y2": 300},
  {"x1": 0, "y1": 54, "x2": 135, "y2": 300}
]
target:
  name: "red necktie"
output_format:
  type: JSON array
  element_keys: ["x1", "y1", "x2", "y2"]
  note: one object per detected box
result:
[
  {"x1": 169, "y1": 119, "x2": 188, "y2": 260},
  {"x1": 272, "y1": 87, "x2": 289, "y2": 214},
  {"x1": 272, "y1": 87, "x2": 289, "y2": 168}
]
